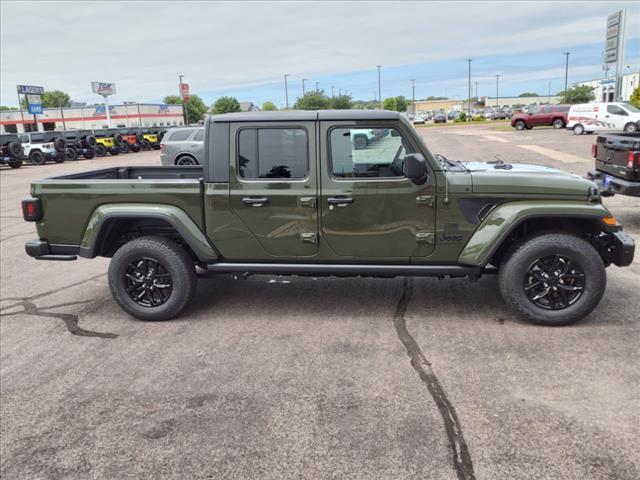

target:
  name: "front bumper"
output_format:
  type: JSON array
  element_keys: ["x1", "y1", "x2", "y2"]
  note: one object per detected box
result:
[
  {"x1": 602, "y1": 231, "x2": 635, "y2": 267},
  {"x1": 587, "y1": 169, "x2": 640, "y2": 197},
  {"x1": 25, "y1": 239, "x2": 79, "y2": 261}
]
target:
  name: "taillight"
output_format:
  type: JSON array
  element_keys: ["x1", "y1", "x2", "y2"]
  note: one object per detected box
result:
[
  {"x1": 591, "y1": 144, "x2": 597, "y2": 158},
  {"x1": 627, "y1": 151, "x2": 640, "y2": 169},
  {"x1": 22, "y1": 197, "x2": 42, "y2": 222}
]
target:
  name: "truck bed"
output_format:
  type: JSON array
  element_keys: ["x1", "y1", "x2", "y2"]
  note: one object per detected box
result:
[{"x1": 48, "y1": 165, "x2": 203, "y2": 181}]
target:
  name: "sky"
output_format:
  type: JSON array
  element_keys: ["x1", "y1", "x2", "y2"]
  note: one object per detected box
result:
[{"x1": 1, "y1": 1, "x2": 639, "y2": 109}]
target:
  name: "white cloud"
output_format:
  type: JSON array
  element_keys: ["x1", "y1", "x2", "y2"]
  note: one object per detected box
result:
[{"x1": 1, "y1": 1, "x2": 638, "y2": 104}]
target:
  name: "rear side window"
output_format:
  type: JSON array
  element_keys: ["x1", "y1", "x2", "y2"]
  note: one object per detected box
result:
[
  {"x1": 556, "y1": 105, "x2": 570, "y2": 112},
  {"x1": 30, "y1": 134, "x2": 44, "y2": 142},
  {"x1": 541, "y1": 106, "x2": 553, "y2": 113},
  {"x1": 193, "y1": 129, "x2": 204, "y2": 141},
  {"x1": 168, "y1": 129, "x2": 194, "y2": 141},
  {"x1": 237, "y1": 128, "x2": 307, "y2": 179}
]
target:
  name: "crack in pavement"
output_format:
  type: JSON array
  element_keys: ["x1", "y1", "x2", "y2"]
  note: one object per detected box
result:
[
  {"x1": 0, "y1": 273, "x2": 118, "y2": 339},
  {"x1": 393, "y1": 277, "x2": 476, "y2": 480}
]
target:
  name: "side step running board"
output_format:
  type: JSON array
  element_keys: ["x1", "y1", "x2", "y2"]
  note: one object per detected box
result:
[{"x1": 206, "y1": 262, "x2": 482, "y2": 277}]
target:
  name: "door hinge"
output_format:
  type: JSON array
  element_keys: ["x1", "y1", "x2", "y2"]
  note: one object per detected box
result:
[
  {"x1": 415, "y1": 232, "x2": 435, "y2": 245},
  {"x1": 416, "y1": 195, "x2": 435, "y2": 207},
  {"x1": 298, "y1": 197, "x2": 316, "y2": 208},
  {"x1": 300, "y1": 232, "x2": 318, "y2": 244}
]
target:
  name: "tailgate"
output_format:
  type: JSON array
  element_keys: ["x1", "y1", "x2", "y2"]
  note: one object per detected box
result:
[{"x1": 595, "y1": 133, "x2": 640, "y2": 181}]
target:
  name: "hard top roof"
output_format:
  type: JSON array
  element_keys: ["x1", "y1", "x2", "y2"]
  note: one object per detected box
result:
[{"x1": 207, "y1": 109, "x2": 403, "y2": 123}]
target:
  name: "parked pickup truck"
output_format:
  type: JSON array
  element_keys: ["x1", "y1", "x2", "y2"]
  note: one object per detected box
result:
[
  {"x1": 23, "y1": 111, "x2": 634, "y2": 325},
  {"x1": 587, "y1": 132, "x2": 640, "y2": 197}
]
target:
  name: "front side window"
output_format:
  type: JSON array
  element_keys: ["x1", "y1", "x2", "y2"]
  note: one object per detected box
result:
[
  {"x1": 193, "y1": 129, "x2": 204, "y2": 141},
  {"x1": 238, "y1": 128, "x2": 307, "y2": 179},
  {"x1": 330, "y1": 127, "x2": 412, "y2": 178},
  {"x1": 607, "y1": 105, "x2": 627, "y2": 116}
]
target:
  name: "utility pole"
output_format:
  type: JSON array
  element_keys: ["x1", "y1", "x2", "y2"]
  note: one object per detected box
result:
[
  {"x1": 315, "y1": 81, "x2": 319, "y2": 93},
  {"x1": 331, "y1": 86, "x2": 335, "y2": 97},
  {"x1": 178, "y1": 75, "x2": 187, "y2": 124},
  {"x1": 284, "y1": 74, "x2": 290, "y2": 109},
  {"x1": 563, "y1": 52, "x2": 570, "y2": 93},
  {"x1": 411, "y1": 79, "x2": 416, "y2": 105},
  {"x1": 302, "y1": 78, "x2": 307, "y2": 95},
  {"x1": 466, "y1": 58, "x2": 472, "y2": 119},
  {"x1": 495, "y1": 74, "x2": 501, "y2": 107},
  {"x1": 474, "y1": 81, "x2": 479, "y2": 100},
  {"x1": 377, "y1": 65, "x2": 382, "y2": 108},
  {"x1": 339, "y1": 88, "x2": 342, "y2": 96}
]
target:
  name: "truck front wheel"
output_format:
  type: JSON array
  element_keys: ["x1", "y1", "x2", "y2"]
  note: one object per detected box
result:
[
  {"x1": 108, "y1": 236, "x2": 197, "y2": 321},
  {"x1": 498, "y1": 233, "x2": 606, "y2": 326}
]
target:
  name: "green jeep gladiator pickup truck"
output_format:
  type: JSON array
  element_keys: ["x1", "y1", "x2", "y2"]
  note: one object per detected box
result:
[{"x1": 23, "y1": 111, "x2": 634, "y2": 325}]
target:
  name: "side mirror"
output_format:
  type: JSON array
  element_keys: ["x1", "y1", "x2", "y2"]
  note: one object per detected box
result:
[{"x1": 404, "y1": 153, "x2": 428, "y2": 185}]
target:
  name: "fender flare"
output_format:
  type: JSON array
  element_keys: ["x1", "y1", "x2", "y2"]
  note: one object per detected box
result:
[
  {"x1": 458, "y1": 200, "x2": 611, "y2": 267},
  {"x1": 78, "y1": 203, "x2": 218, "y2": 262}
]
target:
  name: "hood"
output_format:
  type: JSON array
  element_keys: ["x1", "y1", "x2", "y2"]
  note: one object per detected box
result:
[{"x1": 464, "y1": 162, "x2": 595, "y2": 197}]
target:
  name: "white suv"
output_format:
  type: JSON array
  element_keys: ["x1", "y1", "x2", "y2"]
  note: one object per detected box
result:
[{"x1": 18, "y1": 132, "x2": 68, "y2": 165}]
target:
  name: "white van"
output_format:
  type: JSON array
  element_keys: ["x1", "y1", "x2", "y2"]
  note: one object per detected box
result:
[{"x1": 567, "y1": 102, "x2": 640, "y2": 135}]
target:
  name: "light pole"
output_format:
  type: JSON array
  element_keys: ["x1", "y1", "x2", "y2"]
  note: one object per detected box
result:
[
  {"x1": 339, "y1": 88, "x2": 342, "y2": 96},
  {"x1": 178, "y1": 74, "x2": 187, "y2": 124},
  {"x1": 377, "y1": 65, "x2": 382, "y2": 108},
  {"x1": 548, "y1": 81, "x2": 552, "y2": 104},
  {"x1": 466, "y1": 58, "x2": 472, "y2": 120},
  {"x1": 284, "y1": 74, "x2": 290, "y2": 109},
  {"x1": 495, "y1": 74, "x2": 501, "y2": 107},
  {"x1": 331, "y1": 86, "x2": 335, "y2": 97},
  {"x1": 315, "y1": 81, "x2": 319, "y2": 93},
  {"x1": 563, "y1": 52, "x2": 570, "y2": 93},
  {"x1": 474, "y1": 81, "x2": 479, "y2": 100},
  {"x1": 411, "y1": 79, "x2": 416, "y2": 109},
  {"x1": 302, "y1": 78, "x2": 307, "y2": 95}
]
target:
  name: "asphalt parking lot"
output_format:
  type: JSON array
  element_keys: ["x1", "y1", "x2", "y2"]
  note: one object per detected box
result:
[{"x1": 1, "y1": 127, "x2": 639, "y2": 480}]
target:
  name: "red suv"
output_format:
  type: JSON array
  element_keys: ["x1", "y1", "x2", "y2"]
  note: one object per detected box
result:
[{"x1": 511, "y1": 104, "x2": 570, "y2": 130}]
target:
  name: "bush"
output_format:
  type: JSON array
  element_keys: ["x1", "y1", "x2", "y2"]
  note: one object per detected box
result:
[{"x1": 458, "y1": 112, "x2": 466, "y2": 121}]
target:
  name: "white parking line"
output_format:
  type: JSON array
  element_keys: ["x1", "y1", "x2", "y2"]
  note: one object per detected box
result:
[
  {"x1": 481, "y1": 135, "x2": 510, "y2": 143},
  {"x1": 517, "y1": 144, "x2": 587, "y2": 164}
]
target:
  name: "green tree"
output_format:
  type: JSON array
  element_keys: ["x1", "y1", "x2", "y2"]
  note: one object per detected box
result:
[
  {"x1": 426, "y1": 96, "x2": 448, "y2": 101},
  {"x1": 293, "y1": 91, "x2": 329, "y2": 110},
  {"x1": 629, "y1": 85, "x2": 640, "y2": 109},
  {"x1": 262, "y1": 101, "x2": 277, "y2": 111},
  {"x1": 382, "y1": 97, "x2": 398, "y2": 111},
  {"x1": 558, "y1": 85, "x2": 595, "y2": 104},
  {"x1": 163, "y1": 95, "x2": 182, "y2": 104},
  {"x1": 42, "y1": 90, "x2": 71, "y2": 108},
  {"x1": 0, "y1": 105, "x2": 12, "y2": 111},
  {"x1": 518, "y1": 92, "x2": 539, "y2": 97},
  {"x1": 394, "y1": 96, "x2": 410, "y2": 112},
  {"x1": 211, "y1": 96, "x2": 241, "y2": 114},
  {"x1": 352, "y1": 99, "x2": 379, "y2": 109},
  {"x1": 328, "y1": 94, "x2": 352, "y2": 109}
]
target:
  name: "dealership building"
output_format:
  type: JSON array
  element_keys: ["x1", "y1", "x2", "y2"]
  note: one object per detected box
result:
[
  {"x1": 571, "y1": 71, "x2": 639, "y2": 103},
  {"x1": 0, "y1": 103, "x2": 184, "y2": 133}
]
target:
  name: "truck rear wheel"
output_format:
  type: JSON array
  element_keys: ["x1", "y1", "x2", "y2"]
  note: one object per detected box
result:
[
  {"x1": 120, "y1": 142, "x2": 130, "y2": 154},
  {"x1": 108, "y1": 236, "x2": 197, "y2": 321},
  {"x1": 29, "y1": 150, "x2": 46, "y2": 165},
  {"x1": 499, "y1": 233, "x2": 606, "y2": 326},
  {"x1": 95, "y1": 144, "x2": 107, "y2": 157}
]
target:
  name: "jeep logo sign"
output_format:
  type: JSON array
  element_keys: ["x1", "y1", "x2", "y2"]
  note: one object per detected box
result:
[{"x1": 92, "y1": 82, "x2": 117, "y2": 96}]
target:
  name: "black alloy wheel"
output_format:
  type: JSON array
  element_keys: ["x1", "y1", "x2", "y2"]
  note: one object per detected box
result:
[
  {"x1": 524, "y1": 254, "x2": 585, "y2": 310},
  {"x1": 124, "y1": 257, "x2": 173, "y2": 307}
]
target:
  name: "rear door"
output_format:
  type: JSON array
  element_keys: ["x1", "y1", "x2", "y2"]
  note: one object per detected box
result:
[
  {"x1": 228, "y1": 121, "x2": 319, "y2": 258},
  {"x1": 319, "y1": 122, "x2": 436, "y2": 259},
  {"x1": 605, "y1": 104, "x2": 629, "y2": 130}
]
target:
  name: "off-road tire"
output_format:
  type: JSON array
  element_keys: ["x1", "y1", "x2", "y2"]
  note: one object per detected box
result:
[
  {"x1": 131, "y1": 144, "x2": 141, "y2": 153},
  {"x1": 109, "y1": 147, "x2": 120, "y2": 156},
  {"x1": 141, "y1": 139, "x2": 152, "y2": 151},
  {"x1": 84, "y1": 135, "x2": 97, "y2": 147},
  {"x1": 65, "y1": 147, "x2": 78, "y2": 161},
  {"x1": 120, "y1": 142, "x2": 130, "y2": 154},
  {"x1": 8, "y1": 160, "x2": 22, "y2": 168},
  {"x1": 29, "y1": 150, "x2": 46, "y2": 165},
  {"x1": 499, "y1": 233, "x2": 606, "y2": 326},
  {"x1": 8, "y1": 141, "x2": 23, "y2": 157},
  {"x1": 515, "y1": 120, "x2": 526, "y2": 130},
  {"x1": 53, "y1": 137, "x2": 66, "y2": 152},
  {"x1": 95, "y1": 144, "x2": 107, "y2": 157},
  {"x1": 83, "y1": 150, "x2": 95, "y2": 159},
  {"x1": 108, "y1": 236, "x2": 197, "y2": 321},
  {"x1": 112, "y1": 134, "x2": 124, "y2": 146},
  {"x1": 552, "y1": 118, "x2": 564, "y2": 129}
]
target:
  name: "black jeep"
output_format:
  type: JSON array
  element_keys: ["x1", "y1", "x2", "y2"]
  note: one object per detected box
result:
[
  {"x1": 61, "y1": 130, "x2": 98, "y2": 160},
  {"x1": 0, "y1": 134, "x2": 25, "y2": 168}
]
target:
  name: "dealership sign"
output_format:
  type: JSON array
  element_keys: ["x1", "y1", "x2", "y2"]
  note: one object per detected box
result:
[
  {"x1": 26, "y1": 94, "x2": 43, "y2": 114},
  {"x1": 92, "y1": 82, "x2": 117, "y2": 96},
  {"x1": 180, "y1": 83, "x2": 190, "y2": 101},
  {"x1": 605, "y1": 11, "x2": 621, "y2": 64},
  {"x1": 17, "y1": 84, "x2": 44, "y2": 95}
]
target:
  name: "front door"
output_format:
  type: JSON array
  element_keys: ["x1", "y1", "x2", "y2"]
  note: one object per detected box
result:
[
  {"x1": 319, "y1": 122, "x2": 436, "y2": 260},
  {"x1": 228, "y1": 122, "x2": 319, "y2": 258}
]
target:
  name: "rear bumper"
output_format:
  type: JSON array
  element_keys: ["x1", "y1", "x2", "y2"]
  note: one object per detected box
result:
[
  {"x1": 25, "y1": 239, "x2": 79, "y2": 261},
  {"x1": 587, "y1": 169, "x2": 640, "y2": 197}
]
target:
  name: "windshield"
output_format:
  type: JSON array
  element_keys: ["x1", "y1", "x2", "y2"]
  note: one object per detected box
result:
[{"x1": 622, "y1": 103, "x2": 640, "y2": 113}]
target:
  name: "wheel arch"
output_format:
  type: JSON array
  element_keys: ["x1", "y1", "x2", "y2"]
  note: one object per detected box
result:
[
  {"x1": 79, "y1": 203, "x2": 218, "y2": 262},
  {"x1": 175, "y1": 152, "x2": 198, "y2": 164},
  {"x1": 458, "y1": 201, "x2": 612, "y2": 267}
]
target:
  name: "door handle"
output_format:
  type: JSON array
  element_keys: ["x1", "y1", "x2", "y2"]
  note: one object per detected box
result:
[
  {"x1": 242, "y1": 197, "x2": 269, "y2": 207},
  {"x1": 327, "y1": 197, "x2": 354, "y2": 207}
]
